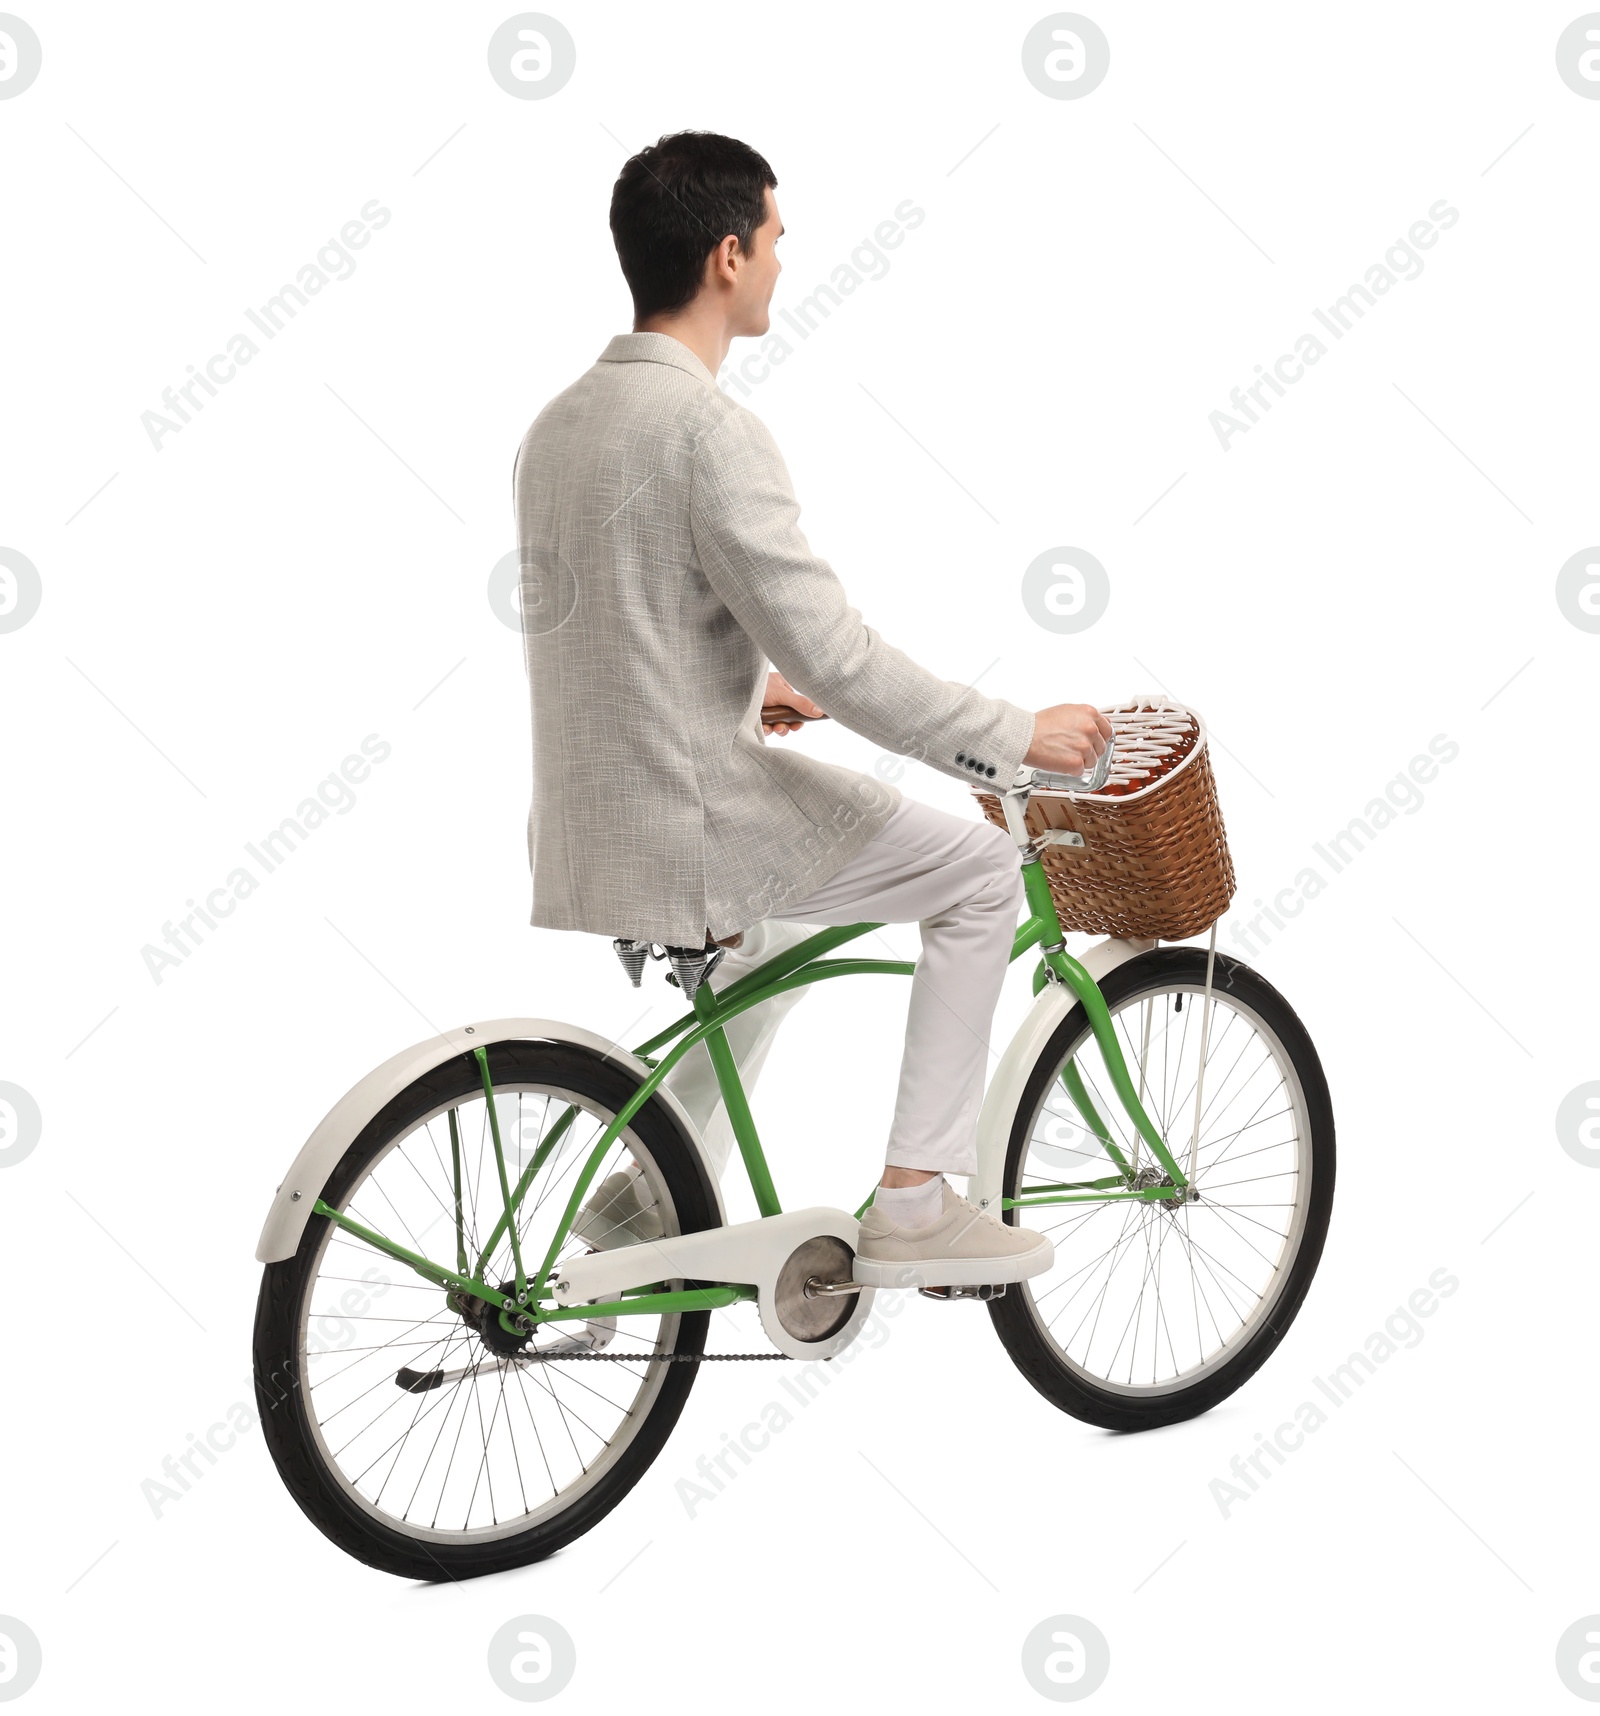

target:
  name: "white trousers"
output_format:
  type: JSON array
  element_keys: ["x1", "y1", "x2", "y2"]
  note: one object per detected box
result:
[{"x1": 662, "y1": 797, "x2": 1023, "y2": 1179}]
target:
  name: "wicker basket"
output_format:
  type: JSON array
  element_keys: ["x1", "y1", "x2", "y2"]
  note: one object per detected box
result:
[{"x1": 974, "y1": 695, "x2": 1236, "y2": 941}]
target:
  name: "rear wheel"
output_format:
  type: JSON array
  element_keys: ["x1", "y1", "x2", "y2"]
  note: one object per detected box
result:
[
  {"x1": 990, "y1": 948, "x2": 1334, "y2": 1430},
  {"x1": 253, "y1": 1039, "x2": 719, "y2": 1580}
]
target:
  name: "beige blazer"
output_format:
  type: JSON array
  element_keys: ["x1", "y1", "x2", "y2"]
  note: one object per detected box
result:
[{"x1": 512, "y1": 332, "x2": 1034, "y2": 947}]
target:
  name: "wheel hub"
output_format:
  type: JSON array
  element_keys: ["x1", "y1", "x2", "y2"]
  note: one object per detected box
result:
[
  {"x1": 1130, "y1": 1166, "x2": 1197, "y2": 1213},
  {"x1": 458, "y1": 1282, "x2": 533, "y2": 1357}
]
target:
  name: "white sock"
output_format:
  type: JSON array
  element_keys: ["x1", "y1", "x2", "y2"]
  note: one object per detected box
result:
[{"x1": 875, "y1": 1175, "x2": 945, "y2": 1230}]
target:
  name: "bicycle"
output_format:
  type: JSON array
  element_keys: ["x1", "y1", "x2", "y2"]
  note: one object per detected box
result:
[{"x1": 252, "y1": 738, "x2": 1334, "y2": 1580}]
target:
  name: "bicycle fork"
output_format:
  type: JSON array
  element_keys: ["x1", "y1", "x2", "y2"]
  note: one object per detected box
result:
[{"x1": 1000, "y1": 789, "x2": 1194, "y2": 1208}]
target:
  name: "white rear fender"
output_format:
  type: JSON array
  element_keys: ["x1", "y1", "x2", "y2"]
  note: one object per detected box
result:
[
  {"x1": 254, "y1": 1018, "x2": 725, "y2": 1264},
  {"x1": 967, "y1": 938, "x2": 1156, "y2": 1212}
]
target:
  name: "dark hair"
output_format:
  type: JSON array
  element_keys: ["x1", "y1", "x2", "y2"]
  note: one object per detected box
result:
[{"x1": 609, "y1": 131, "x2": 777, "y2": 319}]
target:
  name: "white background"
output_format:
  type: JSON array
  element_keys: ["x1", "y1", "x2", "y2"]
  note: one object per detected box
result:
[{"x1": 3, "y1": 2, "x2": 1598, "y2": 1710}]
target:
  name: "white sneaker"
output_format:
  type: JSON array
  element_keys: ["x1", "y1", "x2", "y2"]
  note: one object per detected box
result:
[{"x1": 853, "y1": 1181, "x2": 1053, "y2": 1289}]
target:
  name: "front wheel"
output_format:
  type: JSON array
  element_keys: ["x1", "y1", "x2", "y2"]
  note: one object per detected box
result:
[{"x1": 990, "y1": 947, "x2": 1334, "y2": 1430}]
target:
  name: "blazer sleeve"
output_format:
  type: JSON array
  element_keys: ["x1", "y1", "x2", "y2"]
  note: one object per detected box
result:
[{"x1": 688, "y1": 406, "x2": 1036, "y2": 786}]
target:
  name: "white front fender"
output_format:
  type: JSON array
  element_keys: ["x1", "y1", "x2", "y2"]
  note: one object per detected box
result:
[
  {"x1": 254, "y1": 1018, "x2": 726, "y2": 1264},
  {"x1": 967, "y1": 938, "x2": 1156, "y2": 1213}
]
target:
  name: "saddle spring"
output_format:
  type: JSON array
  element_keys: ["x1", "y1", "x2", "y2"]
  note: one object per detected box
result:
[{"x1": 611, "y1": 937, "x2": 727, "y2": 1004}]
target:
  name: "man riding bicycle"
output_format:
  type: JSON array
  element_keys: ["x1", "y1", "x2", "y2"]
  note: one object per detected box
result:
[{"x1": 513, "y1": 131, "x2": 1110, "y2": 1284}]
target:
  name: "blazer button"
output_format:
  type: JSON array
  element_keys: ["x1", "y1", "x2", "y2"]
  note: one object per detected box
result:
[
  {"x1": 986, "y1": 766, "x2": 996, "y2": 777},
  {"x1": 956, "y1": 753, "x2": 966, "y2": 764}
]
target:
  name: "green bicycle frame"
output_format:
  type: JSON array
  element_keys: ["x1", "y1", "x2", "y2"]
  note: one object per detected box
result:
[{"x1": 310, "y1": 847, "x2": 1185, "y2": 1333}]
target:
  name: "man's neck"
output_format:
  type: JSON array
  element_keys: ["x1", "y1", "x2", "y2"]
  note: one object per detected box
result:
[{"x1": 632, "y1": 312, "x2": 728, "y2": 383}]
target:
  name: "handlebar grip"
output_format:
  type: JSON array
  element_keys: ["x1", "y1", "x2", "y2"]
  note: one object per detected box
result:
[
  {"x1": 761, "y1": 704, "x2": 829, "y2": 725},
  {"x1": 1014, "y1": 736, "x2": 1116, "y2": 795}
]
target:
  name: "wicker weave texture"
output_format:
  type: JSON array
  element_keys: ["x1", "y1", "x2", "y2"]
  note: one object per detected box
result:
[{"x1": 976, "y1": 743, "x2": 1236, "y2": 940}]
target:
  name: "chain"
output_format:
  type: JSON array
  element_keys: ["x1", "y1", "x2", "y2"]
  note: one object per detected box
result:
[{"x1": 535, "y1": 1349, "x2": 790, "y2": 1362}]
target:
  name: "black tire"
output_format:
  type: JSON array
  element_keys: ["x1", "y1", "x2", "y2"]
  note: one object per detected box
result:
[
  {"x1": 989, "y1": 948, "x2": 1334, "y2": 1430},
  {"x1": 253, "y1": 1038, "x2": 719, "y2": 1581}
]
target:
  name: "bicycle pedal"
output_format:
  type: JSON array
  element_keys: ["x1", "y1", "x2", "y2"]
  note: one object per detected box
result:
[{"x1": 917, "y1": 1283, "x2": 1006, "y2": 1302}]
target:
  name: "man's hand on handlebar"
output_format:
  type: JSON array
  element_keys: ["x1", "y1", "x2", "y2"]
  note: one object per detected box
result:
[
  {"x1": 1025, "y1": 703, "x2": 1114, "y2": 777},
  {"x1": 761, "y1": 672, "x2": 826, "y2": 737}
]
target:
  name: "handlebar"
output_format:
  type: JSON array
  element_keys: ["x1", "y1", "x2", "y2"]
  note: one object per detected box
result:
[
  {"x1": 1012, "y1": 737, "x2": 1116, "y2": 796},
  {"x1": 760, "y1": 703, "x2": 1113, "y2": 790}
]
